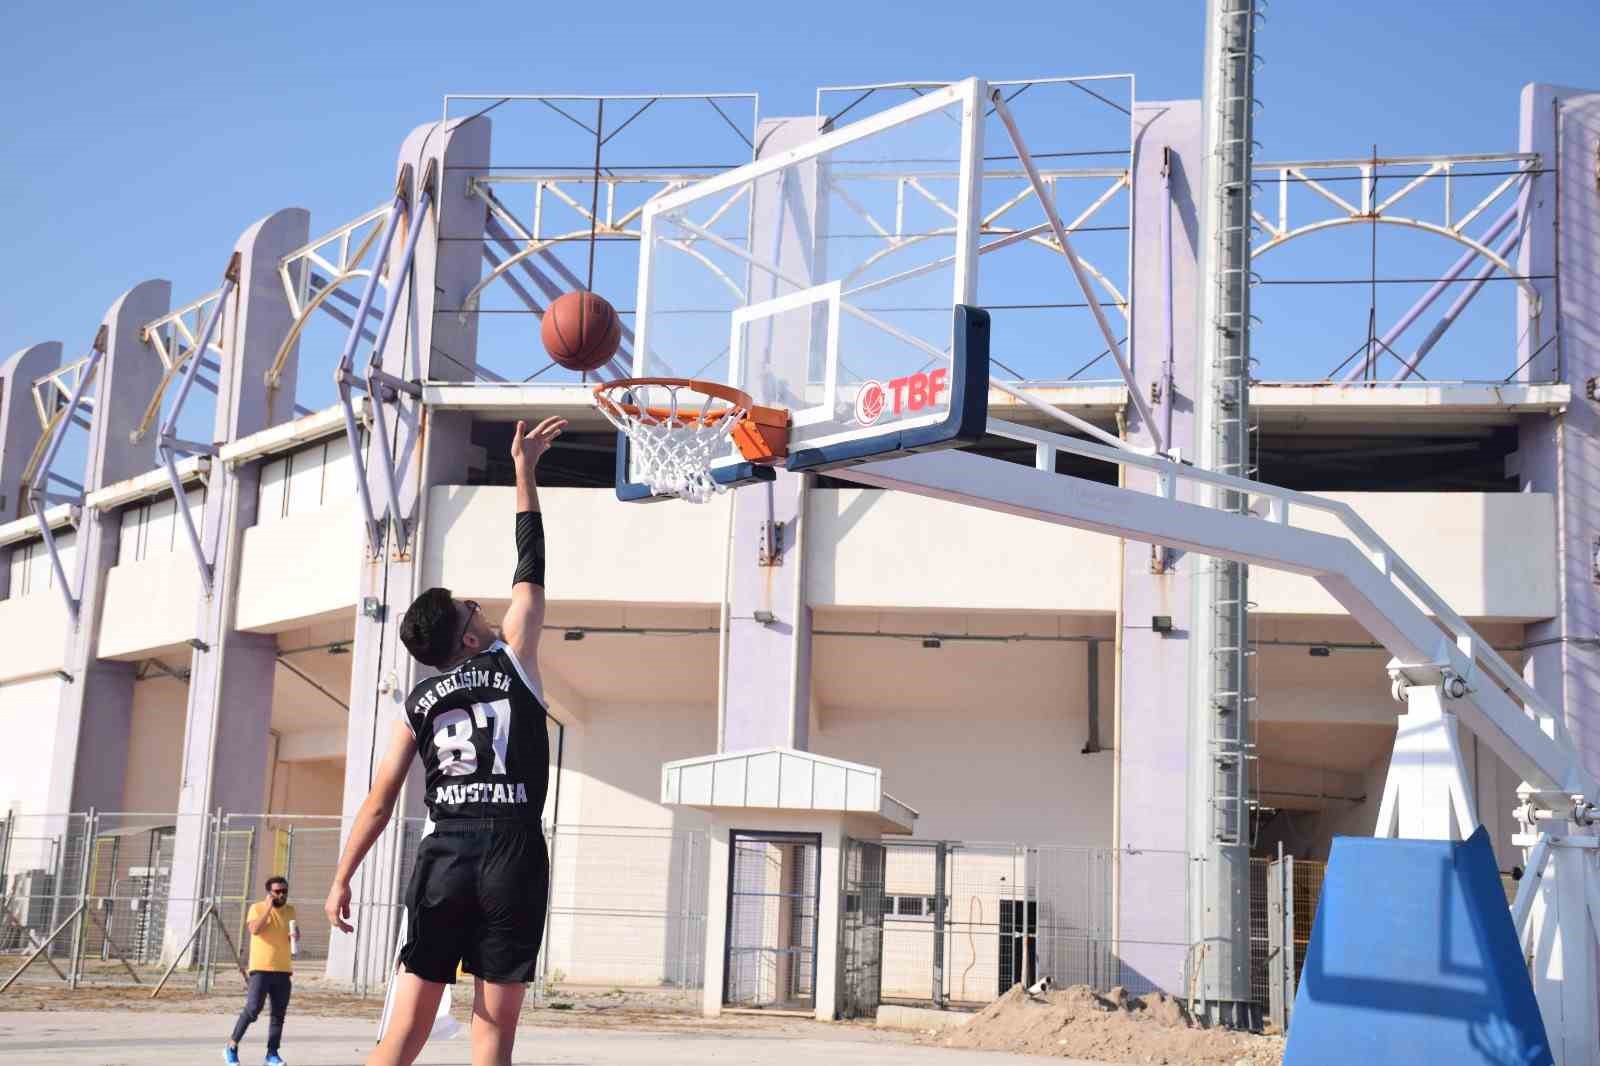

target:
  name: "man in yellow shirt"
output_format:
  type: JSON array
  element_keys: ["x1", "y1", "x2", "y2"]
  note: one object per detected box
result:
[{"x1": 225, "y1": 876, "x2": 298, "y2": 1065}]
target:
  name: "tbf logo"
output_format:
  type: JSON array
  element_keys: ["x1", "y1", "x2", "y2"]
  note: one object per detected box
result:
[{"x1": 854, "y1": 368, "x2": 949, "y2": 426}]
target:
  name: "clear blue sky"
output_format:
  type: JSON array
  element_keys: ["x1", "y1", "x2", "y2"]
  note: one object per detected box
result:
[{"x1": 2, "y1": 0, "x2": 1596, "y2": 386}]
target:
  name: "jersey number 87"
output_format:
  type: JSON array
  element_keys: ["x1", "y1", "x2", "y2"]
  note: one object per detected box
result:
[{"x1": 433, "y1": 701, "x2": 510, "y2": 777}]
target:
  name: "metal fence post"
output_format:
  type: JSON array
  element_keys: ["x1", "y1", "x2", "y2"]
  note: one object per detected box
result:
[
  {"x1": 678, "y1": 830, "x2": 691, "y2": 991},
  {"x1": 932, "y1": 841, "x2": 947, "y2": 1008},
  {"x1": 200, "y1": 810, "x2": 225, "y2": 994},
  {"x1": 0, "y1": 811, "x2": 14, "y2": 891},
  {"x1": 68, "y1": 808, "x2": 97, "y2": 989}
]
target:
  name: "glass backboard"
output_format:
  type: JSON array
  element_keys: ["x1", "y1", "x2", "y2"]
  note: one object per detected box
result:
[{"x1": 620, "y1": 78, "x2": 992, "y2": 498}]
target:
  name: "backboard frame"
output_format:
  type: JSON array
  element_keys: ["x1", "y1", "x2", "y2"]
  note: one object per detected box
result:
[{"x1": 617, "y1": 78, "x2": 991, "y2": 500}]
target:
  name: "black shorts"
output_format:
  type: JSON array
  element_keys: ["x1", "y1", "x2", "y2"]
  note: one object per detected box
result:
[{"x1": 399, "y1": 818, "x2": 549, "y2": 985}]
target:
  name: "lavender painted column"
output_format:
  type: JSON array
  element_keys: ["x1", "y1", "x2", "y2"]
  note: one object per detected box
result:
[
  {"x1": 162, "y1": 208, "x2": 311, "y2": 960},
  {"x1": 1514, "y1": 83, "x2": 1600, "y2": 1063},
  {"x1": 41, "y1": 280, "x2": 171, "y2": 818},
  {"x1": 717, "y1": 116, "x2": 824, "y2": 754},
  {"x1": 1114, "y1": 100, "x2": 1203, "y2": 996},
  {"x1": 0, "y1": 343, "x2": 63, "y2": 532},
  {"x1": 1517, "y1": 82, "x2": 1600, "y2": 782},
  {"x1": 327, "y1": 116, "x2": 490, "y2": 986}
]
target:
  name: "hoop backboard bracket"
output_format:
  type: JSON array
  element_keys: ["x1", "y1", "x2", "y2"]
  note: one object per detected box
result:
[
  {"x1": 613, "y1": 304, "x2": 988, "y2": 500},
  {"x1": 617, "y1": 78, "x2": 992, "y2": 501}
]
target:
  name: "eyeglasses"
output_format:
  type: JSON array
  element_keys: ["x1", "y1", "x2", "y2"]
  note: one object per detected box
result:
[
  {"x1": 455, "y1": 600, "x2": 481, "y2": 652},
  {"x1": 269, "y1": 887, "x2": 288, "y2": 895}
]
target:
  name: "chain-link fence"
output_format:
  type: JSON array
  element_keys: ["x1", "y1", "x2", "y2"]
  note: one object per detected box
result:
[
  {"x1": 2, "y1": 812, "x2": 707, "y2": 1003},
  {"x1": 202, "y1": 812, "x2": 426, "y2": 997},
  {"x1": 0, "y1": 809, "x2": 428, "y2": 997},
  {"x1": 539, "y1": 823, "x2": 709, "y2": 1001},
  {"x1": 0, "y1": 810, "x2": 217, "y2": 993},
  {"x1": 1257, "y1": 852, "x2": 1326, "y2": 1028},
  {"x1": 868, "y1": 839, "x2": 1192, "y2": 1011}
]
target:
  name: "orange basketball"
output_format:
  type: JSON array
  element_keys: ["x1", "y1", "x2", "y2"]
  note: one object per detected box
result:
[{"x1": 541, "y1": 291, "x2": 622, "y2": 373}]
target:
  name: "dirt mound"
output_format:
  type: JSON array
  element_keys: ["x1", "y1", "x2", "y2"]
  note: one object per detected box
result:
[{"x1": 936, "y1": 983, "x2": 1284, "y2": 1065}]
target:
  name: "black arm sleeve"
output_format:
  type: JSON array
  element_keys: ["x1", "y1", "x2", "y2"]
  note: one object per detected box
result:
[{"x1": 513, "y1": 511, "x2": 545, "y2": 587}]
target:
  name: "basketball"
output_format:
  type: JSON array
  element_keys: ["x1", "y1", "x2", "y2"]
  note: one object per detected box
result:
[{"x1": 541, "y1": 291, "x2": 622, "y2": 373}]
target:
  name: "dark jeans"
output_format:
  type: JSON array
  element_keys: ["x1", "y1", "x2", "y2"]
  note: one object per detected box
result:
[{"x1": 230, "y1": 970, "x2": 291, "y2": 1052}]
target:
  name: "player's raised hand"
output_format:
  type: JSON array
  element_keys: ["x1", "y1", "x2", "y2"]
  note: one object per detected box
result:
[
  {"x1": 325, "y1": 880, "x2": 354, "y2": 934},
  {"x1": 511, "y1": 417, "x2": 567, "y2": 470}
]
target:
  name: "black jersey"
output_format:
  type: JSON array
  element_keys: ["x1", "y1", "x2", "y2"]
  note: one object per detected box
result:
[{"x1": 402, "y1": 642, "x2": 550, "y2": 823}]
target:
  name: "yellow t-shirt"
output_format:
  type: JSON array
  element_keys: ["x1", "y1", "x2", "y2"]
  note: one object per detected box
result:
[{"x1": 246, "y1": 901, "x2": 297, "y2": 973}]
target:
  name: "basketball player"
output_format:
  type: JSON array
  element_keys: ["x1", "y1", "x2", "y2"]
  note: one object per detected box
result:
[{"x1": 325, "y1": 415, "x2": 567, "y2": 1066}]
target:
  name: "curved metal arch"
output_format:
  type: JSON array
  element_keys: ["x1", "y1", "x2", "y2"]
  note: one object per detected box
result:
[
  {"x1": 133, "y1": 355, "x2": 190, "y2": 445},
  {"x1": 265, "y1": 267, "x2": 376, "y2": 390},
  {"x1": 132, "y1": 289, "x2": 237, "y2": 445},
  {"x1": 267, "y1": 205, "x2": 392, "y2": 391},
  {"x1": 458, "y1": 230, "x2": 595, "y2": 320},
  {"x1": 1253, "y1": 215, "x2": 1538, "y2": 306},
  {"x1": 19, "y1": 402, "x2": 70, "y2": 500}
]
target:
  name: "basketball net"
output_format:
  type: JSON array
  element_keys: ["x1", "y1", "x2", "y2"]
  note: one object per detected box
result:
[{"x1": 594, "y1": 380, "x2": 750, "y2": 503}]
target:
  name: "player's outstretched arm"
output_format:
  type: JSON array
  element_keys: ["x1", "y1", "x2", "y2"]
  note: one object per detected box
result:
[
  {"x1": 325, "y1": 722, "x2": 417, "y2": 934},
  {"x1": 502, "y1": 417, "x2": 565, "y2": 683}
]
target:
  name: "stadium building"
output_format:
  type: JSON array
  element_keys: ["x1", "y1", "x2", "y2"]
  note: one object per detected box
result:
[{"x1": 0, "y1": 48, "x2": 1595, "y2": 1057}]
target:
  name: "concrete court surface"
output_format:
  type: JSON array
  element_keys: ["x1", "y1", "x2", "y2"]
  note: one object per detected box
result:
[{"x1": 0, "y1": 1011, "x2": 1114, "y2": 1066}]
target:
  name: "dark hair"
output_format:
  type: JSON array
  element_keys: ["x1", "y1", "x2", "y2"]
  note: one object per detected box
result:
[
  {"x1": 400, "y1": 587, "x2": 460, "y2": 668},
  {"x1": 265, "y1": 876, "x2": 288, "y2": 892}
]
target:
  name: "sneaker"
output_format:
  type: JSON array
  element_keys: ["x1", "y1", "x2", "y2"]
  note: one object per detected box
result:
[
  {"x1": 263, "y1": 1055, "x2": 286, "y2": 1066},
  {"x1": 223, "y1": 1049, "x2": 239, "y2": 1065}
]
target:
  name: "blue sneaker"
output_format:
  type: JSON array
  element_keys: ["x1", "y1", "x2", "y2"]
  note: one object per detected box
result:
[
  {"x1": 264, "y1": 1055, "x2": 286, "y2": 1066},
  {"x1": 223, "y1": 1049, "x2": 239, "y2": 1065}
]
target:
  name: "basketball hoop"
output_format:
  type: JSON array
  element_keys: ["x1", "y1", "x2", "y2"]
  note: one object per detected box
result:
[{"x1": 593, "y1": 378, "x2": 788, "y2": 502}]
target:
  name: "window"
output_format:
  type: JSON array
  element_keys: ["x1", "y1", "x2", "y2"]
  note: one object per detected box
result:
[
  {"x1": 257, "y1": 436, "x2": 354, "y2": 523},
  {"x1": 890, "y1": 895, "x2": 937, "y2": 919},
  {"x1": 115, "y1": 488, "x2": 203, "y2": 564},
  {"x1": 6, "y1": 531, "x2": 75, "y2": 597}
]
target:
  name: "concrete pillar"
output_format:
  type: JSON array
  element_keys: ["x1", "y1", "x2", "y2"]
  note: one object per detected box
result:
[
  {"x1": 719, "y1": 116, "x2": 823, "y2": 754},
  {"x1": 1517, "y1": 82, "x2": 1600, "y2": 778},
  {"x1": 1112, "y1": 100, "x2": 1203, "y2": 996},
  {"x1": 0, "y1": 342, "x2": 63, "y2": 529},
  {"x1": 40, "y1": 280, "x2": 170, "y2": 817},
  {"x1": 0, "y1": 343, "x2": 64, "y2": 605},
  {"x1": 328, "y1": 115, "x2": 490, "y2": 986},
  {"x1": 1514, "y1": 82, "x2": 1600, "y2": 1064},
  {"x1": 164, "y1": 208, "x2": 312, "y2": 959}
]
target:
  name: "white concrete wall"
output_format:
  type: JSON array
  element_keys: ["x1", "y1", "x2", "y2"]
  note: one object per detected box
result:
[
  {"x1": 99, "y1": 552, "x2": 203, "y2": 659},
  {"x1": 543, "y1": 700, "x2": 715, "y2": 988},
  {"x1": 0, "y1": 592, "x2": 69, "y2": 682},
  {"x1": 426, "y1": 487, "x2": 728, "y2": 604},
  {"x1": 236, "y1": 501, "x2": 363, "y2": 631},
  {"x1": 807, "y1": 489, "x2": 1555, "y2": 620},
  {"x1": 811, "y1": 639, "x2": 1113, "y2": 846},
  {"x1": 807, "y1": 490, "x2": 1120, "y2": 612},
  {"x1": 120, "y1": 677, "x2": 188, "y2": 812},
  {"x1": 267, "y1": 757, "x2": 344, "y2": 816},
  {"x1": 1250, "y1": 491, "x2": 1556, "y2": 619},
  {"x1": 564, "y1": 702, "x2": 716, "y2": 828},
  {"x1": 0, "y1": 675, "x2": 65, "y2": 816}
]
